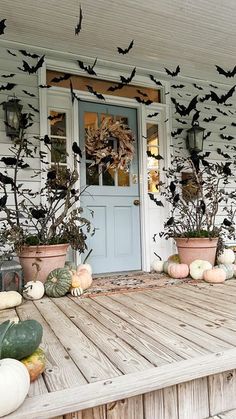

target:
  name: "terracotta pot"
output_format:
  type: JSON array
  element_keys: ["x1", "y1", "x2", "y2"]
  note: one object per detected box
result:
[
  {"x1": 175, "y1": 237, "x2": 218, "y2": 266},
  {"x1": 18, "y1": 244, "x2": 69, "y2": 284}
]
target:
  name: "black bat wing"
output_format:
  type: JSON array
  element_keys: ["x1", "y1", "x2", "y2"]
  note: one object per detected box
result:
[
  {"x1": 120, "y1": 67, "x2": 136, "y2": 84},
  {"x1": 148, "y1": 193, "x2": 164, "y2": 206},
  {"x1": 117, "y1": 39, "x2": 134, "y2": 54},
  {"x1": 75, "y1": 5, "x2": 83, "y2": 35},
  {"x1": 171, "y1": 84, "x2": 185, "y2": 88},
  {"x1": 147, "y1": 112, "x2": 159, "y2": 118},
  {"x1": 50, "y1": 73, "x2": 70, "y2": 83},
  {"x1": 1, "y1": 73, "x2": 15, "y2": 78},
  {"x1": 107, "y1": 83, "x2": 124, "y2": 92},
  {"x1": 0, "y1": 82, "x2": 16, "y2": 91},
  {"x1": 28, "y1": 104, "x2": 39, "y2": 113},
  {"x1": 165, "y1": 65, "x2": 180, "y2": 77},
  {"x1": 22, "y1": 90, "x2": 36, "y2": 97},
  {"x1": 0, "y1": 19, "x2": 6, "y2": 35},
  {"x1": 193, "y1": 83, "x2": 203, "y2": 90},
  {"x1": 19, "y1": 50, "x2": 39, "y2": 58},
  {"x1": 86, "y1": 85, "x2": 105, "y2": 100},
  {"x1": 149, "y1": 74, "x2": 163, "y2": 86},
  {"x1": 134, "y1": 97, "x2": 152, "y2": 105},
  {"x1": 203, "y1": 116, "x2": 217, "y2": 122},
  {"x1": 216, "y1": 65, "x2": 236, "y2": 78},
  {"x1": 7, "y1": 49, "x2": 16, "y2": 56}
]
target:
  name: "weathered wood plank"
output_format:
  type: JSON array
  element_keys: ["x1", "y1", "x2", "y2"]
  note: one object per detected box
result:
[
  {"x1": 178, "y1": 377, "x2": 209, "y2": 419},
  {"x1": 0, "y1": 307, "x2": 18, "y2": 323},
  {"x1": 53, "y1": 296, "x2": 153, "y2": 373},
  {"x1": 82, "y1": 406, "x2": 106, "y2": 419},
  {"x1": 208, "y1": 370, "x2": 236, "y2": 415},
  {"x1": 6, "y1": 349, "x2": 236, "y2": 419},
  {"x1": 163, "y1": 386, "x2": 178, "y2": 419},
  {"x1": 34, "y1": 298, "x2": 121, "y2": 382},
  {"x1": 143, "y1": 390, "x2": 164, "y2": 419},
  {"x1": 218, "y1": 409, "x2": 236, "y2": 418},
  {"x1": 107, "y1": 396, "x2": 143, "y2": 419}
]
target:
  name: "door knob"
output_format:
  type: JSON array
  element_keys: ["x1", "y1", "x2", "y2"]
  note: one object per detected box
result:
[{"x1": 133, "y1": 199, "x2": 140, "y2": 206}]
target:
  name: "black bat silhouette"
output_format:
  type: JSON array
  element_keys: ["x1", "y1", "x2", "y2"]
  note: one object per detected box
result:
[
  {"x1": 149, "y1": 74, "x2": 163, "y2": 86},
  {"x1": 177, "y1": 93, "x2": 183, "y2": 98},
  {"x1": 0, "y1": 19, "x2": 6, "y2": 35},
  {"x1": 209, "y1": 84, "x2": 218, "y2": 89},
  {"x1": 216, "y1": 65, "x2": 236, "y2": 78},
  {"x1": 216, "y1": 148, "x2": 231, "y2": 159},
  {"x1": 148, "y1": 193, "x2": 163, "y2": 206},
  {"x1": 171, "y1": 95, "x2": 198, "y2": 116},
  {"x1": 1, "y1": 73, "x2": 15, "y2": 78},
  {"x1": 146, "y1": 151, "x2": 163, "y2": 160},
  {"x1": 220, "y1": 134, "x2": 234, "y2": 141},
  {"x1": 210, "y1": 85, "x2": 236, "y2": 104},
  {"x1": 117, "y1": 39, "x2": 134, "y2": 55},
  {"x1": 171, "y1": 84, "x2": 185, "y2": 89},
  {"x1": 19, "y1": 50, "x2": 39, "y2": 59},
  {"x1": 171, "y1": 128, "x2": 183, "y2": 137},
  {"x1": 86, "y1": 85, "x2": 105, "y2": 100},
  {"x1": 7, "y1": 49, "x2": 16, "y2": 56},
  {"x1": 216, "y1": 108, "x2": 228, "y2": 116},
  {"x1": 203, "y1": 131, "x2": 211, "y2": 140},
  {"x1": 39, "y1": 84, "x2": 51, "y2": 88},
  {"x1": 165, "y1": 65, "x2": 180, "y2": 77},
  {"x1": 107, "y1": 82, "x2": 124, "y2": 92},
  {"x1": 28, "y1": 103, "x2": 39, "y2": 113},
  {"x1": 203, "y1": 115, "x2": 217, "y2": 122},
  {"x1": 191, "y1": 110, "x2": 200, "y2": 125},
  {"x1": 75, "y1": 5, "x2": 83, "y2": 35},
  {"x1": 50, "y1": 73, "x2": 70, "y2": 83},
  {"x1": 0, "y1": 194, "x2": 7, "y2": 208},
  {"x1": 0, "y1": 82, "x2": 16, "y2": 91},
  {"x1": 134, "y1": 97, "x2": 153, "y2": 105},
  {"x1": 136, "y1": 89, "x2": 148, "y2": 97},
  {"x1": 120, "y1": 67, "x2": 136, "y2": 84},
  {"x1": 219, "y1": 125, "x2": 226, "y2": 130},
  {"x1": 193, "y1": 83, "x2": 203, "y2": 90},
  {"x1": 0, "y1": 173, "x2": 15, "y2": 187},
  {"x1": 231, "y1": 122, "x2": 236, "y2": 126},
  {"x1": 176, "y1": 118, "x2": 187, "y2": 125},
  {"x1": 1, "y1": 157, "x2": 29, "y2": 168},
  {"x1": 22, "y1": 90, "x2": 36, "y2": 97},
  {"x1": 147, "y1": 111, "x2": 159, "y2": 118},
  {"x1": 199, "y1": 93, "x2": 211, "y2": 102},
  {"x1": 18, "y1": 55, "x2": 45, "y2": 74},
  {"x1": 78, "y1": 58, "x2": 97, "y2": 76}
]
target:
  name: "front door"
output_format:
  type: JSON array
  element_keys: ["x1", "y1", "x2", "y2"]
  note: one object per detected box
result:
[{"x1": 79, "y1": 101, "x2": 141, "y2": 274}]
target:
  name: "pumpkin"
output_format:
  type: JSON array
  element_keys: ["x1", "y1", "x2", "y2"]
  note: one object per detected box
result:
[
  {"x1": 0, "y1": 319, "x2": 43, "y2": 360},
  {"x1": 189, "y1": 260, "x2": 212, "y2": 280},
  {"x1": 21, "y1": 347, "x2": 46, "y2": 382},
  {"x1": 0, "y1": 358, "x2": 30, "y2": 417},
  {"x1": 45, "y1": 268, "x2": 72, "y2": 297},
  {"x1": 203, "y1": 267, "x2": 226, "y2": 283},
  {"x1": 71, "y1": 272, "x2": 81, "y2": 288},
  {"x1": 77, "y1": 263, "x2": 93, "y2": 276},
  {"x1": 167, "y1": 254, "x2": 180, "y2": 263},
  {"x1": 70, "y1": 287, "x2": 84, "y2": 297},
  {"x1": 217, "y1": 263, "x2": 234, "y2": 279},
  {"x1": 76, "y1": 269, "x2": 92, "y2": 290},
  {"x1": 217, "y1": 248, "x2": 235, "y2": 264},
  {"x1": 163, "y1": 261, "x2": 174, "y2": 274},
  {"x1": 151, "y1": 259, "x2": 164, "y2": 273},
  {"x1": 0, "y1": 291, "x2": 22, "y2": 310},
  {"x1": 168, "y1": 263, "x2": 189, "y2": 279},
  {"x1": 23, "y1": 281, "x2": 45, "y2": 300}
]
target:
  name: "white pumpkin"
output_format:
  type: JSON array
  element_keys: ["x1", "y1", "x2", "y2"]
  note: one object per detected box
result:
[
  {"x1": 70, "y1": 287, "x2": 84, "y2": 297},
  {"x1": 189, "y1": 260, "x2": 212, "y2": 280},
  {"x1": 151, "y1": 259, "x2": 164, "y2": 273},
  {"x1": 217, "y1": 248, "x2": 235, "y2": 264},
  {"x1": 23, "y1": 281, "x2": 45, "y2": 300},
  {"x1": 77, "y1": 263, "x2": 92, "y2": 275},
  {"x1": 0, "y1": 358, "x2": 30, "y2": 417},
  {"x1": 0, "y1": 291, "x2": 22, "y2": 310}
]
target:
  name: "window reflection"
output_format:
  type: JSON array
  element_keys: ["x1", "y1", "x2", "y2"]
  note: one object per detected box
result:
[{"x1": 147, "y1": 123, "x2": 159, "y2": 193}]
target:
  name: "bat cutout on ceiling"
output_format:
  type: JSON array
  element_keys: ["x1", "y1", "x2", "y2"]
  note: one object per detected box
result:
[
  {"x1": 171, "y1": 128, "x2": 183, "y2": 137},
  {"x1": 171, "y1": 95, "x2": 198, "y2": 116},
  {"x1": 86, "y1": 85, "x2": 105, "y2": 100},
  {"x1": 216, "y1": 65, "x2": 236, "y2": 78},
  {"x1": 149, "y1": 74, "x2": 163, "y2": 86},
  {"x1": 117, "y1": 39, "x2": 134, "y2": 55},
  {"x1": 0, "y1": 19, "x2": 6, "y2": 35},
  {"x1": 210, "y1": 85, "x2": 236, "y2": 104},
  {"x1": 171, "y1": 84, "x2": 185, "y2": 89},
  {"x1": 176, "y1": 118, "x2": 187, "y2": 125},
  {"x1": 165, "y1": 65, "x2": 180, "y2": 77},
  {"x1": 134, "y1": 96, "x2": 153, "y2": 105},
  {"x1": 193, "y1": 83, "x2": 203, "y2": 90},
  {"x1": 78, "y1": 58, "x2": 97, "y2": 76},
  {"x1": 220, "y1": 134, "x2": 234, "y2": 141},
  {"x1": 147, "y1": 150, "x2": 163, "y2": 160},
  {"x1": 7, "y1": 49, "x2": 16, "y2": 56},
  {"x1": 0, "y1": 82, "x2": 16, "y2": 91},
  {"x1": 18, "y1": 55, "x2": 45, "y2": 74},
  {"x1": 1, "y1": 73, "x2": 15, "y2": 78},
  {"x1": 50, "y1": 73, "x2": 70, "y2": 83},
  {"x1": 22, "y1": 90, "x2": 36, "y2": 97},
  {"x1": 203, "y1": 115, "x2": 217, "y2": 122},
  {"x1": 147, "y1": 111, "x2": 159, "y2": 118},
  {"x1": 120, "y1": 67, "x2": 136, "y2": 84},
  {"x1": 19, "y1": 50, "x2": 39, "y2": 59},
  {"x1": 75, "y1": 5, "x2": 83, "y2": 35},
  {"x1": 148, "y1": 193, "x2": 164, "y2": 207},
  {"x1": 216, "y1": 108, "x2": 228, "y2": 116}
]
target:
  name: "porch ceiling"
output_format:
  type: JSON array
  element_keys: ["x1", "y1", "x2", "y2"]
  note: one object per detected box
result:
[{"x1": 0, "y1": 0, "x2": 236, "y2": 83}]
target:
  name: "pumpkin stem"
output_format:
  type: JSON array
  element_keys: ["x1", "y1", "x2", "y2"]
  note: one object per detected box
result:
[
  {"x1": 154, "y1": 252, "x2": 162, "y2": 261},
  {"x1": 51, "y1": 277, "x2": 58, "y2": 283}
]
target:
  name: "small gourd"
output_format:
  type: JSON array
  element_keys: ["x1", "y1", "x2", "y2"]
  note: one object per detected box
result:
[
  {"x1": 45, "y1": 267, "x2": 72, "y2": 297},
  {"x1": 0, "y1": 291, "x2": 22, "y2": 310},
  {"x1": 189, "y1": 260, "x2": 212, "y2": 280},
  {"x1": 167, "y1": 254, "x2": 180, "y2": 263},
  {"x1": 21, "y1": 347, "x2": 46, "y2": 382},
  {"x1": 0, "y1": 358, "x2": 30, "y2": 417},
  {"x1": 203, "y1": 267, "x2": 226, "y2": 283},
  {"x1": 70, "y1": 287, "x2": 84, "y2": 297},
  {"x1": 168, "y1": 263, "x2": 189, "y2": 279},
  {"x1": 77, "y1": 263, "x2": 92, "y2": 276},
  {"x1": 23, "y1": 281, "x2": 45, "y2": 300},
  {"x1": 217, "y1": 248, "x2": 235, "y2": 264},
  {"x1": 163, "y1": 261, "x2": 174, "y2": 274},
  {"x1": 217, "y1": 263, "x2": 234, "y2": 280},
  {"x1": 151, "y1": 259, "x2": 164, "y2": 273}
]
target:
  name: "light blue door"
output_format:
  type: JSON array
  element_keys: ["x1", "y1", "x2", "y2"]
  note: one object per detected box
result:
[{"x1": 79, "y1": 101, "x2": 141, "y2": 274}]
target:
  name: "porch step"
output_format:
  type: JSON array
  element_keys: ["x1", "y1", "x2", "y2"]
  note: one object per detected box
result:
[{"x1": 209, "y1": 408, "x2": 236, "y2": 418}]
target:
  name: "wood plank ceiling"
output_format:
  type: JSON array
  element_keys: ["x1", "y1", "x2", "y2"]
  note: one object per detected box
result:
[{"x1": 0, "y1": 0, "x2": 236, "y2": 83}]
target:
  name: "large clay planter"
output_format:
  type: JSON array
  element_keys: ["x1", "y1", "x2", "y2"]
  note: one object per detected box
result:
[
  {"x1": 18, "y1": 243, "x2": 69, "y2": 284},
  {"x1": 175, "y1": 237, "x2": 218, "y2": 266}
]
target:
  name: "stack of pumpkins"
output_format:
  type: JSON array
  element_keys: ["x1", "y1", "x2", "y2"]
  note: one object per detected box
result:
[
  {"x1": 151, "y1": 248, "x2": 236, "y2": 284},
  {"x1": 0, "y1": 318, "x2": 45, "y2": 417}
]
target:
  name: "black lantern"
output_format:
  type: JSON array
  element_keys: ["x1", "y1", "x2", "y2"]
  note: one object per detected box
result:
[
  {"x1": 186, "y1": 122, "x2": 205, "y2": 153},
  {"x1": 3, "y1": 97, "x2": 23, "y2": 138}
]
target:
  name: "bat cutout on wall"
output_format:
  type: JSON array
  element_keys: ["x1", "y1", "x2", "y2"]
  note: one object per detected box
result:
[
  {"x1": 203, "y1": 131, "x2": 211, "y2": 140},
  {"x1": 1, "y1": 73, "x2": 15, "y2": 78},
  {"x1": 75, "y1": 5, "x2": 83, "y2": 35},
  {"x1": 171, "y1": 84, "x2": 185, "y2": 89},
  {"x1": 22, "y1": 90, "x2": 36, "y2": 97},
  {"x1": 216, "y1": 148, "x2": 231, "y2": 159},
  {"x1": 28, "y1": 103, "x2": 39, "y2": 113},
  {"x1": 209, "y1": 84, "x2": 218, "y2": 89},
  {"x1": 147, "y1": 151, "x2": 163, "y2": 160},
  {"x1": 176, "y1": 118, "x2": 187, "y2": 125},
  {"x1": 0, "y1": 19, "x2": 6, "y2": 35},
  {"x1": 203, "y1": 115, "x2": 217, "y2": 122},
  {"x1": 39, "y1": 84, "x2": 52, "y2": 88},
  {"x1": 50, "y1": 73, "x2": 71, "y2": 83},
  {"x1": 86, "y1": 85, "x2": 105, "y2": 100},
  {"x1": 136, "y1": 89, "x2": 148, "y2": 97},
  {"x1": 171, "y1": 95, "x2": 198, "y2": 116},
  {"x1": 231, "y1": 122, "x2": 236, "y2": 127},
  {"x1": 0, "y1": 82, "x2": 16, "y2": 91},
  {"x1": 134, "y1": 97, "x2": 153, "y2": 105},
  {"x1": 191, "y1": 110, "x2": 200, "y2": 125},
  {"x1": 216, "y1": 65, "x2": 236, "y2": 78},
  {"x1": 147, "y1": 112, "x2": 159, "y2": 118},
  {"x1": 149, "y1": 75, "x2": 163, "y2": 86},
  {"x1": 165, "y1": 65, "x2": 180, "y2": 77},
  {"x1": 19, "y1": 50, "x2": 39, "y2": 59},
  {"x1": 171, "y1": 128, "x2": 183, "y2": 137},
  {"x1": 220, "y1": 134, "x2": 234, "y2": 141},
  {"x1": 216, "y1": 108, "x2": 228, "y2": 116},
  {"x1": 7, "y1": 49, "x2": 16, "y2": 56},
  {"x1": 148, "y1": 193, "x2": 164, "y2": 207},
  {"x1": 78, "y1": 58, "x2": 97, "y2": 76},
  {"x1": 120, "y1": 67, "x2": 136, "y2": 84},
  {"x1": 117, "y1": 40, "x2": 134, "y2": 55},
  {"x1": 193, "y1": 83, "x2": 203, "y2": 90},
  {"x1": 210, "y1": 86, "x2": 236, "y2": 104},
  {"x1": 219, "y1": 126, "x2": 226, "y2": 130},
  {"x1": 18, "y1": 55, "x2": 45, "y2": 74}
]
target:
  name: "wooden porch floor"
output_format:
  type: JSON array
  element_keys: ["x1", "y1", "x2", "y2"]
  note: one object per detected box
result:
[{"x1": 3, "y1": 280, "x2": 236, "y2": 419}]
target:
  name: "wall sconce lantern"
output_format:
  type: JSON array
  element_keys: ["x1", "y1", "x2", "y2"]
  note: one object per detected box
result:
[
  {"x1": 186, "y1": 122, "x2": 205, "y2": 154},
  {"x1": 0, "y1": 259, "x2": 23, "y2": 292},
  {"x1": 3, "y1": 97, "x2": 23, "y2": 138}
]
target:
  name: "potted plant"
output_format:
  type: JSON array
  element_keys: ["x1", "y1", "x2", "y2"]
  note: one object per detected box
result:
[
  {"x1": 158, "y1": 151, "x2": 236, "y2": 265},
  {"x1": 0, "y1": 105, "x2": 93, "y2": 283}
]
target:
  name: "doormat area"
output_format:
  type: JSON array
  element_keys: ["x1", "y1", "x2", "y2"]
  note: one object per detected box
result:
[{"x1": 82, "y1": 272, "x2": 201, "y2": 298}]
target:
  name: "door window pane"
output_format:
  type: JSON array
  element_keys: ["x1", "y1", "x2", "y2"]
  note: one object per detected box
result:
[
  {"x1": 118, "y1": 168, "x2": 130, "y2": 187},
  {"x1": 102, "y1": 167, "x2": 115, "y2": 186},
  {"x1": 86, "y1": 163, "x2": 99, "y2": 185},
  {"x1": 51, "y1": 138, "x2": 67, "y2": 164},
  {"x1": 147, "y1": 123, "x2": 159, "y2": 192},
  {"x1": 50, "y1": 112, "x2": 66, "y2": 136}
]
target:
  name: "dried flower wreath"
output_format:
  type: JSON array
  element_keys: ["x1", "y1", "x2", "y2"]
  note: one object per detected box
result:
[{"x1": 85, "y1": 118, "x2": 135, "y2": 169}]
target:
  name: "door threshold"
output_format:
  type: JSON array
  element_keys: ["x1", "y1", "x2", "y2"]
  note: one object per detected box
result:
[{"x1": 93, "y1": 270, "x2": 144, "y2": 278}]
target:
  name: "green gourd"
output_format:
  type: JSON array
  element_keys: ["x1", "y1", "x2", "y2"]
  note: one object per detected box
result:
[
  {"x1": 0, "y1": 319, "x2": 43, "y2": 360},
  {"x1": 45, "y1": 268, "x2": 72, "y2": 297},
  {"x1": 217, "y1": 263, "x2": 234, "y2": 279}
]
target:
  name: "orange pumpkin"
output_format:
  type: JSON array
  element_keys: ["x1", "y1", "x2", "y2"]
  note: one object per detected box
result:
[
  {"x1": 168, "y1": 263, "x2": 189, "y2": 279},
  {"x1": 203, "y1": 268, "x2": 226, "y2": 283},
  {"x1": 77, "y1": 269, "x2": 92, "y2": 290},
  {"x1": 71, "y1": 272, "x2": 81, "y2": 288},
  {"x1": 21, "y1": 348, "x2": 46, "y2": 382}
]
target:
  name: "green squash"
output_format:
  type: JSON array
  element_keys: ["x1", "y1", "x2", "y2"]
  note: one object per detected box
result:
[
  {"x1": 0, "y1": 319, "x2": 43, "y2": 360},
  {"x1": 45, "y1": 268, "x2": 72, "y2": 297},
  {"x1": 217, "y1": 263, "x2": 234, "y2": 280}
]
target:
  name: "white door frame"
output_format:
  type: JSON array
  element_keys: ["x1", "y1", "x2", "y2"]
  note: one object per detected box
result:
[{"x1": 39, "y1": 60, "x2": 172, "y2": 271}]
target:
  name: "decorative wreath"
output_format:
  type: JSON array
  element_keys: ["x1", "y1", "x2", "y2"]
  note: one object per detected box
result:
[{"x1": 85, "y1": 118, "x2": 135, "y2": 169}]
